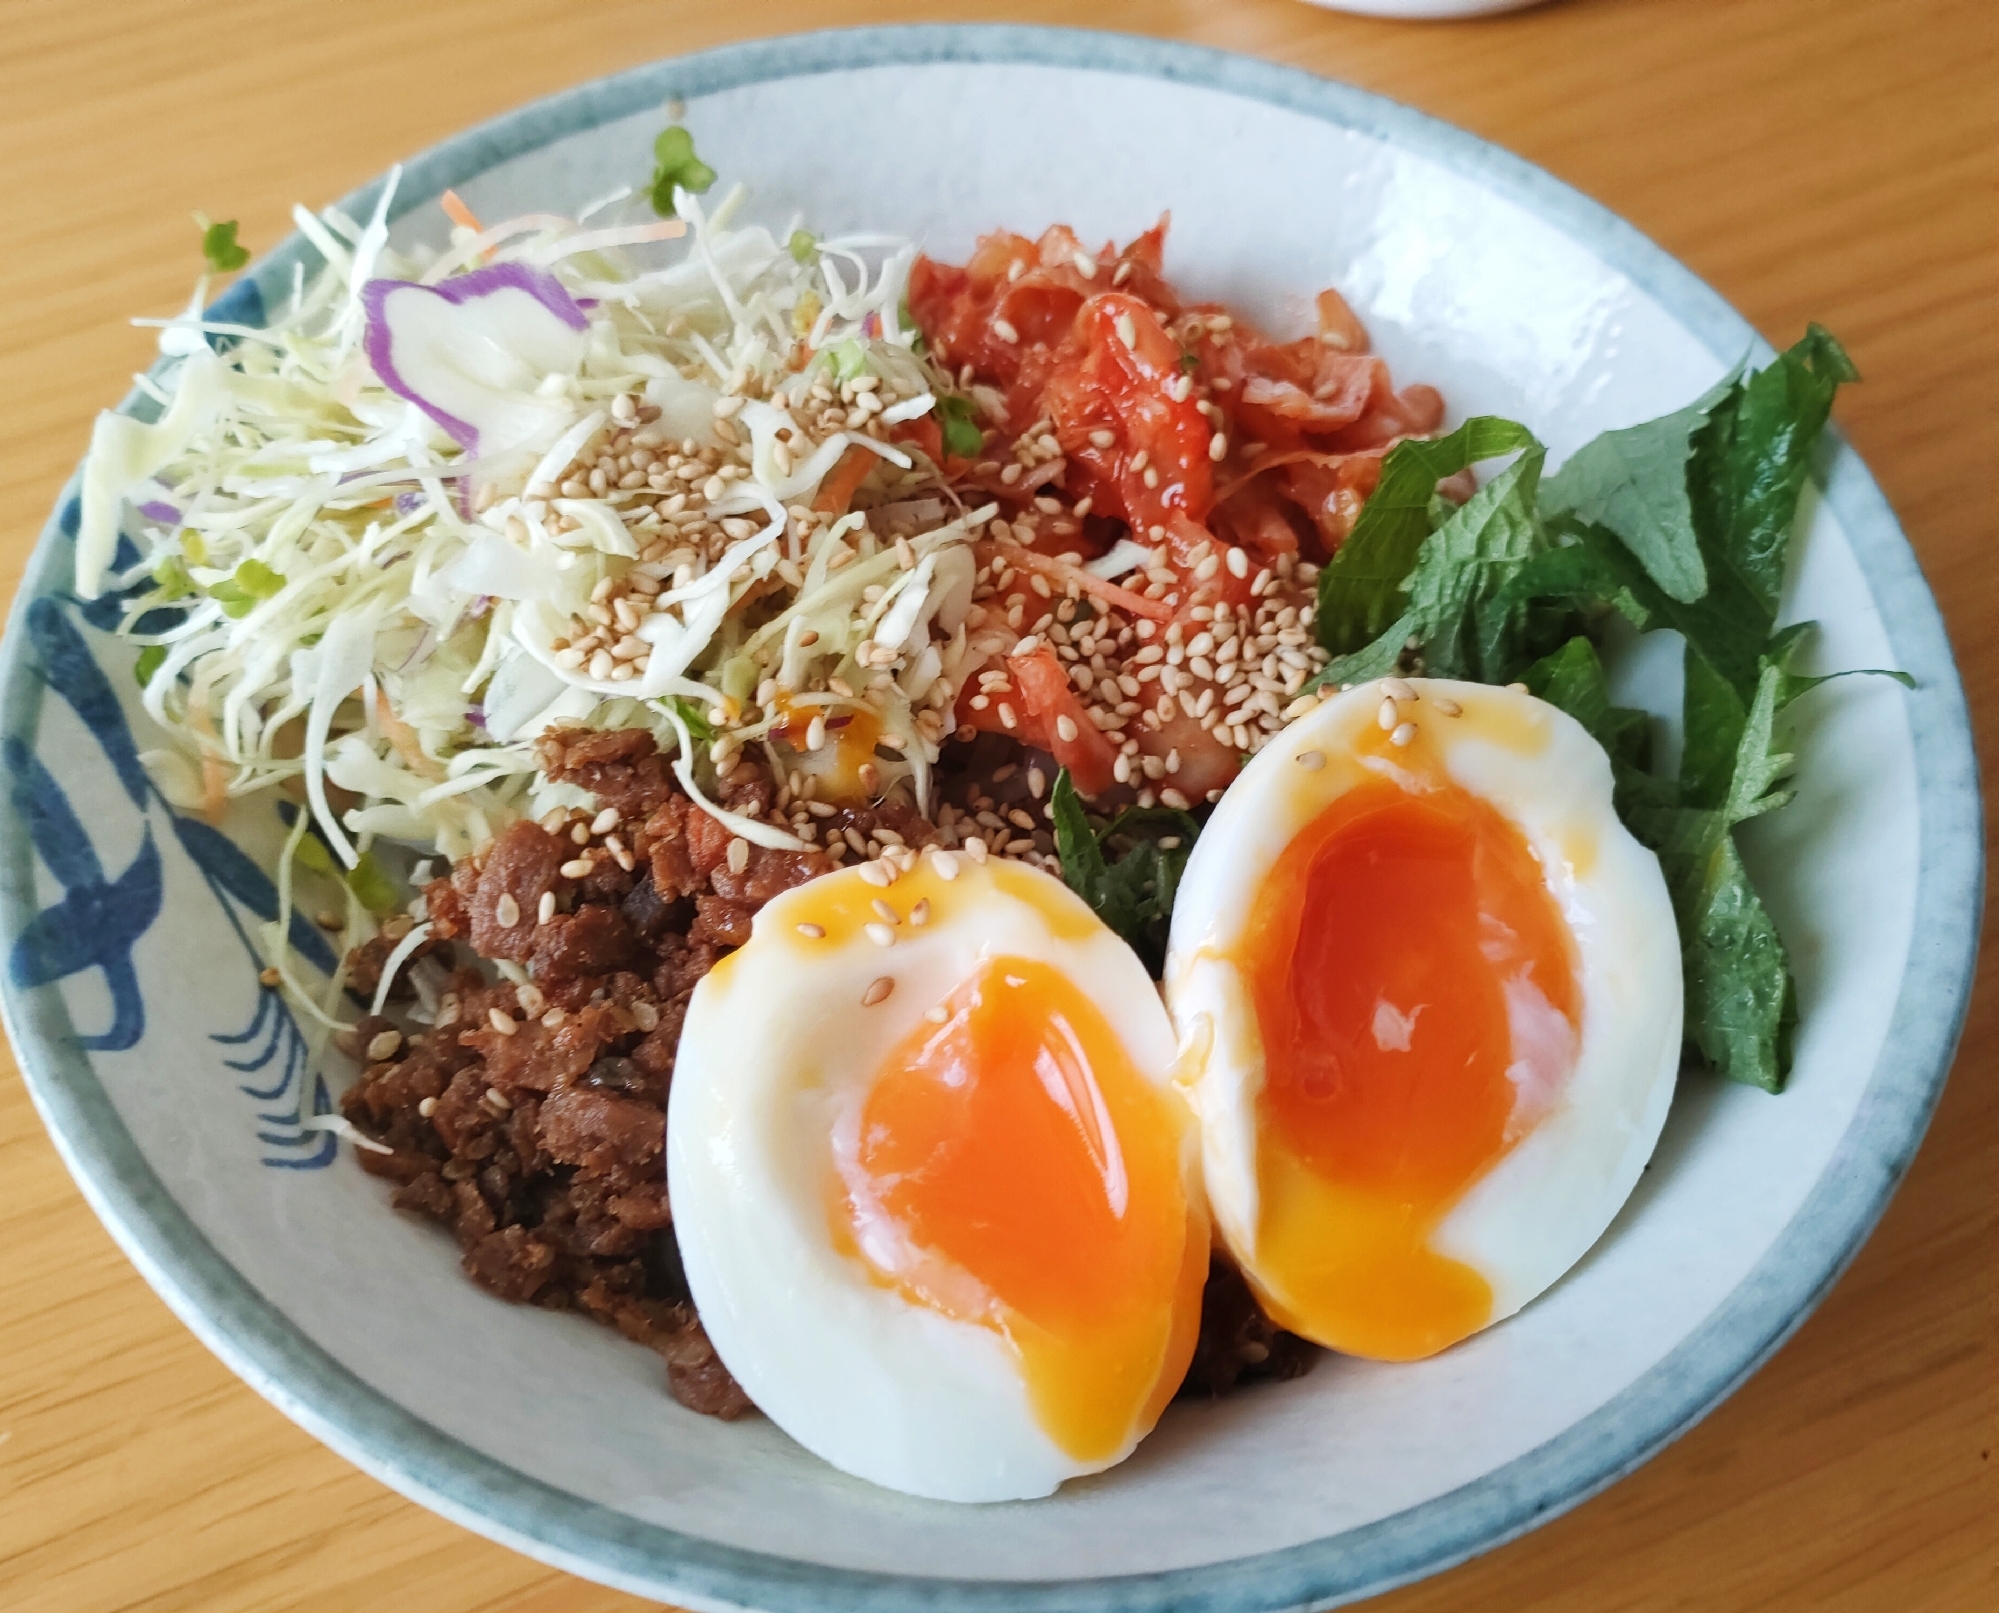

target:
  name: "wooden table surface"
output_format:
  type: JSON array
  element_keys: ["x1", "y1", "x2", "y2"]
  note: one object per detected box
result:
[{"x1": 1, "y1": 0, "x2": 1992, "y2": 1608}]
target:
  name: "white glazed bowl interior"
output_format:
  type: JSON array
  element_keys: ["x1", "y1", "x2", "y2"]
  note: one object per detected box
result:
[{"x1": 0, "y1": 27, "x2": 1978, "y2": 1613}]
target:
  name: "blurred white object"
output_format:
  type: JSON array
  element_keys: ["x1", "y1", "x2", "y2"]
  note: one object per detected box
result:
[{"x1": 1305, "y1": 0, "x2": 1550, "y2": 16}]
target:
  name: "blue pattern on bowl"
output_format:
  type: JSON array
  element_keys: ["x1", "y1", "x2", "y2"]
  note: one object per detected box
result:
[{"x1": 7, "y1": 478, "x2": 341, "y2": 1167}]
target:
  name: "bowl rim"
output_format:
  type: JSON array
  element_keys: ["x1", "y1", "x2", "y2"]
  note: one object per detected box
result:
[{"x1": 0, "y1": 23, "x2": 1983, "y2": 1613}]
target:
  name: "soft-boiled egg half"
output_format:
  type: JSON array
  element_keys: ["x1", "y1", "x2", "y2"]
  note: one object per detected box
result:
[
  {"x1": 669, "y1": 854, "x2": 1209, "y2": 1502},
  {"x1": 1166, "y1": 678, "x2": 1681, "y2": 1363}
]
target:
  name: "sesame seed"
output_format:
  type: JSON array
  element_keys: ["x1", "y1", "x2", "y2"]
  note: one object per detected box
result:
[
  {"x1": 1296, "y1": 749, "x2": 1326, "y2": 771},
  {"x1": 631, "y1": 1000, "x2": 659, "y2": 1033},
  {"x1": 1160, "y1": 788, "x2": 1191, "y2": 810},
  {"x1": 997, "y1": 701, "x2": 1018, "y2": 730},
  {"x1": 1209, "y1": 432, "x2": 1228, "y2": 462},
  {"x1": 1507, "y1": 682, "x2": 1530, "y2": 694},
  {"x1": 1377, "y1": 697, "x2": 1400, "y2": 731},
  {"x1": 488, "y1": 1007, "x2": 517, "y2": 1036},
  {"x1": 1115, "y1": 311, "x2": 1138, "y2": 349},
  {"x1": 366, "y1": 1030, "x2": 402, "y2": 1062},
  {"x1": 517, "y1": 982, "x2": 547, "y2": 1018},
  {"x1": 910, "y1": 899, "x2": 931, "y2": 926},
  {"x1": 931, "y1": 850, "x2": 961, "y2": 880},
  {"x1": 1390, "y1": 722, "x2": 1417, "y2": 747},
  {"x1": 1383, "y1": 676, "x2": 1417, "y2": 702},
  {"x1": 494, "y1": 893, "x2": 521, "y2": 928},
  {"x1": 862, "y1": 976, "x2": 895, "y2": 1007},
  {"x1": 871, "y1": 898, "x2": 900, "y2": 926},
  {"x1": 1089, "y1": 428, "x2": 1116, "y2": 449},
  {"x1": 1226, "y1": 545, "x2": 1249, "y2": 578},
  {"x1": 560, "y1": 857, "x2": 593, "y2": 879},
  {"x1": 537, "y1": 891, "x2": 556, "y2": 925},
  {"x1": 865, "y1": 921, "x2": 897, "y2": 948},
  {"x1": 858, "y1": 860, "x2": 893, "y2": 888},
  {"x1": 1433, "y1": 696, "x2": 1462, "y2": 717},
  {"x1": 418, "y1": 1096, "x2": 438, "y2": 1118},
  {"x1": 964, "y1": 837, "x2": 990, "y2": 863},
  {"x1": 484, "y1": 1087, "x2": 512, "y2": 1113},
  {"x1": 797, "y1": 922, "x2": 825, "y2": 939},
  {"x1": 925, "y1": 1004, "x2": 950, "y2": 1024},
  {"x1": 1072, "y1": 249, "x2": 1098, "y2": 277},
  {"x1": 991, "y1": 317, "x2": 1020, "y2": 344},
  {"x1": 1055, "y1": 714, "x2": 1080, "y2": 743},
  {"x1": 805, "y1": 714, "x2": 827, "y2": 751}
]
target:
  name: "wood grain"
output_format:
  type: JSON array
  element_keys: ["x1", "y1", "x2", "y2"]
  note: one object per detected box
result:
[{"x1": 0, "y1": 1, "x2": 1992, "y2": 1608}]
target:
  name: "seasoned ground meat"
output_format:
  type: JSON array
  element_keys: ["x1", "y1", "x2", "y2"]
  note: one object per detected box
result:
[
  {"x1": 1178, "y1": 1258, "x2": 1320, "y2": 1399},
  {"x1": 340, "y1": 734, "x2": 847, "y2": 1418},
  {"x1": 342, "y1": 728, "x2": 1312, "y2": 1420}
]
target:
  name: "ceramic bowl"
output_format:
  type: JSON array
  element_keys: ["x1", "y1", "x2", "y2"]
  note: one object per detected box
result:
[
  {"x1": 1303, "y1": 2, "x2": 1548, "y2": 19},
  {"x1": 0, "y1": 25, "x2": 1980, "y2": 1613}
]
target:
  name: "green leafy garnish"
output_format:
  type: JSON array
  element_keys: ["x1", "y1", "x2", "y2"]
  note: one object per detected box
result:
[
  {"x1": 346, "y1": 850, "x2": 399, "y2": 915},
  {"x1": 1050, "y1": 769, "x2": 1198, "y2": 977},
  {"x1": 200, "y1": 219, "x2": 250, "y2": 273},
  {"x1": 788, "y1": 228, "x2": 818, "y2": 263},
  {"x1": 207, "y1": 558, "x2": 286, "y2": 618},
  {"x1": 1518, "y1": 635, "x2": 1660, "y2": 809},
  {"x1": 290, "y1": 827, "x2": 335, "y2": 876},
  {"x1": 667, "y1": 695, "x2": 716, "y2": 745},
  {"x1": 937, "y1": 394, "x2": 985, "y2": 459},
  {"x1": 133, "y1": 645, "x2": 167, "y2": 688},
  {"x1": 647, "y1": 125, "x2": 717, "y2": 218},
  {"x1": 1315, "y1": 328, "x2": 1900, "y2": 1091},
  {"x1": 1623, "y1": 663, "x2": 1804, "y2": 1090},
  {"x1": 1315, "y1": 416, "x2": 1541, "y2": 659},
  {"x1": 828, "y1": 340, "x2": 869, "y2": 383},
  {"x1": 152, "y1": 554, "x2": 195, "y2": 600},
  {"x1": 1542, "y1": 380, "x2": 1731, "y2": 604}
]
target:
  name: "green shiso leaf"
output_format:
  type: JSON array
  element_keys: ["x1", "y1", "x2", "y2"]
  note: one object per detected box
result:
[
  {"x1": 1314, "y1": 416, "x2": 1541, "y2": 659},
  {"x1": 1049, "y1": 769, "x2": 1198, "y2": 978}
]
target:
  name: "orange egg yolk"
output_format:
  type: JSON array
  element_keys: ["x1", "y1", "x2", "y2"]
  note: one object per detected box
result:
[
  {"x1": 834, "y1": 956, "x2": 1206, "y2": 1462},
  {"x1": 1238, "y1": 773, "x2": 1582, "y2": 1362}
]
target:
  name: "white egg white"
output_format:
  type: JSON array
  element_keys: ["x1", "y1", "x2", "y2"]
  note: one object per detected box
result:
[
  {"x1": 668, "y1": 853, "x2": 1193, "y2": 1503},
  {"x1": 1165, "y1": 677, "x2": 1682, "y2": 1337}
]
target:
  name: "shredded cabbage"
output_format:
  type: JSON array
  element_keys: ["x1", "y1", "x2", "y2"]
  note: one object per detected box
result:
[{"x1": 86, "y1": 178, "x2": 987, "y2": 869}]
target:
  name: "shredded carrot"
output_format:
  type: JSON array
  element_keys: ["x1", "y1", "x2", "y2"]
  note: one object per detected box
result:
[
  {"x1": 376, "y1": 689, "x2": 444, "y2": 780},
  {"x1": 440, "y1": 190, "x2": 485, "y2": 235},
  {"x1": 185, "y1": 688, "x2": 230, "y2": 824},
  {"x1": 973, "y1": 540, "x2": 1175, "y2": 623},
  {"x1": 812, "y1": 446, "x2": 876, "y2": 515}
]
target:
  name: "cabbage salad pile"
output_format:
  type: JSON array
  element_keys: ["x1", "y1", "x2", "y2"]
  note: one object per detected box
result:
[{"x1": 78, "y1": 146, "x2": 989, "y2": 887}]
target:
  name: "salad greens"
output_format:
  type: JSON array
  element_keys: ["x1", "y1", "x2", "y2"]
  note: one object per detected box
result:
[
  {"x1": 647, "y1": 126, "x2": 717, "y2": 217},
  {"x1": 200, "y1": 218, "x2": 250, "y2": 273},
  {"x1": 1307, "y1": 325, "x2": 1903, "y2": 1092},
  {"x1": 1049, "y1": 770, "x2": 1199, "y2": 978},
  {"x1": 936, "y1": 393, "x2": 986, "y2": 459}
]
